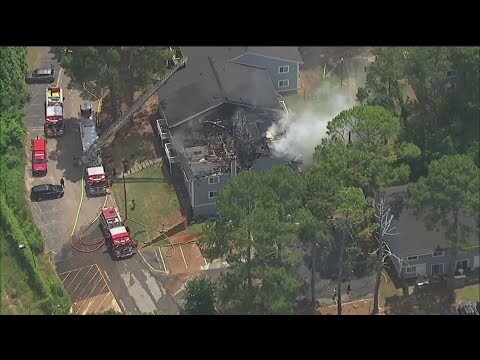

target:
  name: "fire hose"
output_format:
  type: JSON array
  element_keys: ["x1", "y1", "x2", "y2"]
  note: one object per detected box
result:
[
  {"x1": 119, "y1": 217, "x2": 176, "y2": 257},
  {"x1": 70, "y1": 206, "x2": 107, "y2": 253}
]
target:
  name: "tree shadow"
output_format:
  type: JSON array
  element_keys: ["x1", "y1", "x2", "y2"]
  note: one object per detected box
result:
[
  {"x1": 111, "y1": 177, "x2": 166, "y2": 184},
  {"x1": 52, "y1": 119, "x2": 83, "y2": 183},
  {"x1": 386, "y1": 285, "x2": 455, "y2": 315}
]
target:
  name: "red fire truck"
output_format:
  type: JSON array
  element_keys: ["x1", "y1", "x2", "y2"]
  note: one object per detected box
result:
[
  {"x1": 85, "y1": 166, "x2": 108, "y2": 196},
  {"x1": 44, "y1": 86, "x2": 65, "y2": 137},
  {"x1": 99, "y1": 206, "x2": 135, "y2": 259},
  {"x1": 31, "y1": 136, "x2": 48, "y2": 176}
]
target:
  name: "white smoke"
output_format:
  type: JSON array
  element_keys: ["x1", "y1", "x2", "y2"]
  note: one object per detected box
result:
[{"x1": 268, "y1": 82, "x2": 356, "y2": 166}]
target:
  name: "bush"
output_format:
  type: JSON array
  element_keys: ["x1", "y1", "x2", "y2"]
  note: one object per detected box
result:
[{"x1": 0, "y1": 47, "x2": 71, "y2": 314}]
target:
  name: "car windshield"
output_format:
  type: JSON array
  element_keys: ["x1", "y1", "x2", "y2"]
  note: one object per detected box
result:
[{"x1": 33, "y1": 158, "x2": 45, "y2": 164}]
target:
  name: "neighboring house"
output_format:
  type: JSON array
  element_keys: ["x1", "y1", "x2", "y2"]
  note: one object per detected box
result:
[
  {"x1": 378, "y1": 185, "x2": 480, "y2": 283},
  {"x1": 156, "y1": 47, "x2": 298, "y2": 218},
  {"x1": 230, "y1": 47, "x2": 304, "y2": 93}
]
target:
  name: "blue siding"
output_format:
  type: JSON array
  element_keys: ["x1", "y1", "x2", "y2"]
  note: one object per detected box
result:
[
  {"x1": 393, "y1": 247, "x2": 480, "y2": 279},
  {"x1": 192, "y1": 173, "x2": 230, "y2": 218},
  {"x1": 231, "y1": 53, "x2": 300, "y2": 92}
]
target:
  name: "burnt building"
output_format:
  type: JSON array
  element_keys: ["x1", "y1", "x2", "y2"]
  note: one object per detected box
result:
[{"x1": 156, "y1": 47, "x2": 301, "y2": 218}]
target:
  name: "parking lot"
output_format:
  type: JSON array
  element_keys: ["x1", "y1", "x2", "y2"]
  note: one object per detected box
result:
[{"x1": 58, "y1": 264, "x2": 121, "y2": 314}]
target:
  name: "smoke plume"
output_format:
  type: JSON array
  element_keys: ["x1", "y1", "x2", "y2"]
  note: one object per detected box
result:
[{"x1": 267, "y1": 82, "x2": 356, "y2": 166}]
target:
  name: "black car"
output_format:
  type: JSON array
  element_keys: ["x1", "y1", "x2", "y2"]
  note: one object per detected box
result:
[
  {"x1": 25, "y1": 65, "x2": 55, "y2": 84},
  {"x1": 31, "y1": 184, "x2": 64, "y2": 201}
]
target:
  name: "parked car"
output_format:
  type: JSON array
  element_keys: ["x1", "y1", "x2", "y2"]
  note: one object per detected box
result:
[
  {"x1": 25, "y1": 65, "x2": 55, "y2": 84},
  {"x1": 31, "y1": 184, "x2": 64, "y2": 201}
]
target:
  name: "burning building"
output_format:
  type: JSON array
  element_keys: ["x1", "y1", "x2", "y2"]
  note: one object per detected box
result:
[{"x1": 156, "y1": 47, "x2": 303, "y2": 218}]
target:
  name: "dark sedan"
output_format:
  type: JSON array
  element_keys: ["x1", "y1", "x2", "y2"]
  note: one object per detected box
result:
[
  {"x1": 25, "y1": 65, "x2": 55, "y2": 84},
  {"x1": 31, "y1": 184, "x2": 64, "y2": 201}
]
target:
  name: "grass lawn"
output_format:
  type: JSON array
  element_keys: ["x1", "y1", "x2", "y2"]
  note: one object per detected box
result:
[
  {"x1": 113, "y1": 166, "x2": 181, "y2": 245},
  {"x1": 378, "y1": 272, "x2": 402, "y2": 309},
  {"x1": 187, "y1": 222, "x2": 206, "y2": 236},
  {"x1": 455, "y1": 284, "x2": 480, "y2": 303},
  {"x1": 0, "y1": 229, "x2": 43, "y2": 314}
]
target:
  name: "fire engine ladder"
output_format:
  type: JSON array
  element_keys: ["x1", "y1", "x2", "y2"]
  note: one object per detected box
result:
[{"x1": 82, "y1": 57, "x2": 188, "y2": 167}]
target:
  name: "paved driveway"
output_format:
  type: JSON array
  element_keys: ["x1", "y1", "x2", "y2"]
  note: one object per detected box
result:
[{"x1": 24, "y1": 48, "x2": 180, "y2": 315}]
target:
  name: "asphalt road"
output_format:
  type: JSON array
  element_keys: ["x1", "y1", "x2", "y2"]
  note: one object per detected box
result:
[{"x1": 24, "y1": 48, "x2": 179, "y2": 315}]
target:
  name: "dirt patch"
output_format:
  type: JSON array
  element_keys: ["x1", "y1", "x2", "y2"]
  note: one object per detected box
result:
[
  {"x1": 299, "y1": 68, "x2": 322, "y2": 100},
  {"x1": 160, "y1": 238, "x2": 206, "y2": 276},
  {"x1": 169, "y1": 230, "x2": 200, "y2": 245},
  {"x1": 317, "y1": 298, "x2": 374, "y2": 315}
]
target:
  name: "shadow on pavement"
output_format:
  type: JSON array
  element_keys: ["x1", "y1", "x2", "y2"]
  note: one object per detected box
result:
[{"x1": 52, "y1": 118, "x2": 83, "y2": 183}]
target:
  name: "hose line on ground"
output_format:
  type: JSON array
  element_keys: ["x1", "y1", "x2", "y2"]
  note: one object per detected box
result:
[
  {"x1": 70, "y1": 206, "x2": 106, "y2": 253},
  {"x1": 121, "y1": 216, "x2": 176, "y2": 257}
]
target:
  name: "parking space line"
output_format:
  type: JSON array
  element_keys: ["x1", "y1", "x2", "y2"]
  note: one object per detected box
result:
[
  {"x1": 59, "y1": 269, "x2": 74, "y2": 283},
  {"x1": 93, "y1": 292, "x2": 112, "y2": 315},
  {"x1": 71, "y1": 267, "x2": 97, "y2": 294},
  {"x1": 63, "y1": 268, "x2": 82, "y2": 289},
  {"x1": 36, "y1": 222, "x2": 63, "y2": 228},
  {"x1": 75, "y1": 279, "x2": 105, "y2": 314},
  {"x1": 65, "y1": 265, "x2": 92, "y2": 290},
  {"x1": 74, "y1": 269, "x2": 103, "y2": 303},
  {"x1": 32, "y1": 209, "x2": 63, "y2": 215},
  {"x1": 180, "y1": 245, "x2": 188, "y2": 269},
  {"x1": 42, "y1": 234, "x2": 61, "y2": 240},
  {"x1": 81, "y1": 284, "x2": 108, "y2": 314}
]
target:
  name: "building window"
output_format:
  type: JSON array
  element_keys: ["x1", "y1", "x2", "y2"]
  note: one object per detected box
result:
[
  {"x1": 433, "y1": 250, "x2": 444, "y2": 257},
  {"x1": 405, "y1": 255, "x2": 418, "y2": 261},
  {"x1": 208, "y1": 176, "x2": 219, "y2": 185},
  {"x1": 278, "y1": 65, "x2": 289, "y2": 74},
  {"x1": 431, "y1": 263, "x2": 444, "y2": 275},
  {"x1": 208, "y1": 191, "x2": 218, "y2": 199},
  {"x1": 405, "y1": 266, "x2": 417, "y2": 274},
  {"x1": 456, "y1": 260, "x2": 468, "y2": 271},
  {"x1": 278, "y1": 79, "x2": 290, "y2": 88}
]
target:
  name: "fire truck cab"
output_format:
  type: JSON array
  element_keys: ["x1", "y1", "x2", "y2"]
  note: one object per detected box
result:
[
  {"x1": 44, "y1": 86, "x2": 65, "y2": 137},
  {"x1": 85, "y1": 166, "x2": 107, "y2": 196},
  {"x1": 31, "y1": 136, "x2": 48, "y2": 176},
  {"x1": 100, "y1": 207, "x2": 135, "y2": 259}
]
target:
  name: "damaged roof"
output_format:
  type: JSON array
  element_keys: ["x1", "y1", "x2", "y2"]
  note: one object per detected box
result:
[
  {"x1": 247, "y1": 47, "x2": 304, "y2": 63},
  {"x1": 158, "y1": 47, "x2": 283, "y2": 128}
]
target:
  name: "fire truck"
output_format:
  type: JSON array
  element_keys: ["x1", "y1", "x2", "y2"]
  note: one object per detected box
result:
[
  {"x1": 79, "y1": 103, "x2": 108, "y2": 196},
  {"x1": 99, "y1": 206, "x2": 135, "y2": 259},
  {"x1": 44, "y1": 86, "x2": 65, "y2": 137},
  {"x1": 31, "y1": 136, "x2": 48, "y2": 176},
  {"x1": 85, "y1": 166, "x2": 108, "y2": 196}
]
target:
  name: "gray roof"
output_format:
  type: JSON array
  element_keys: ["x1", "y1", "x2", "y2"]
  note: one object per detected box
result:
[
  {"x1": 247, "y1": 47, "x2": 303, "y2": 63},
  {"x1": 158, "y1": 47, "x2": 282, "y2": 128},
  {"x1": 379, "y1": 185, "x2": 479, "y2": 257},
  {"x1": 250, "y1": 156, "x2": 291, "y2": 172}
]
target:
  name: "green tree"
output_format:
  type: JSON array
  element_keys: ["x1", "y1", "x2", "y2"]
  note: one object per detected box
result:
[
  {"x1": 199, "y1": 170, "x2": 273, "y2": 311},
  {"x1": 356, "y1": 47, "x2": 406, "y2": 113},
  {"x1": 327, "y1": 105, "x2": 420, "y2": 196},
  {"x1": 183, "y1": 276, "x2": 217, "y2": 315},
  {"x1": 200, "y1": 168, "x2": 303, "y2": 314},
  {"x1": 406, "y1": 155, "x2": 479, "y2": 284},
  {"x1": 62, "y1": 47, "x2": 172, "y2": 125},
  {"x1": 331, "y1": 187, "x2": 375, "y2": 315},
  {"x1": 305, "y1": 139, "x2": 350, "y2": 304}
]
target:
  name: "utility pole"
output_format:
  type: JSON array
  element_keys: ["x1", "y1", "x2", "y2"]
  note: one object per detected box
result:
[
  {"x1": 340, "y1": 57, "x2": 344, "y2": 88},
  {"x1": 123, "y1": 160, "x2": 128, "y2": 220}
]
